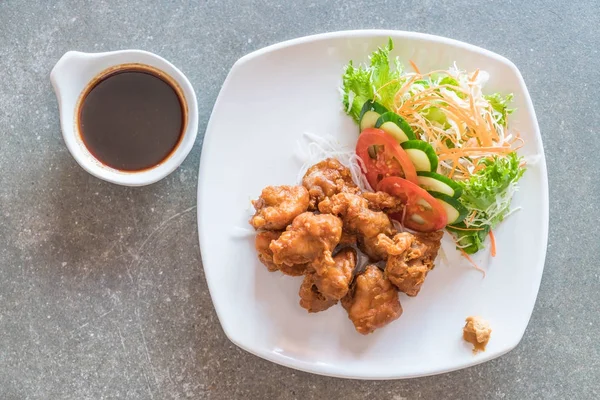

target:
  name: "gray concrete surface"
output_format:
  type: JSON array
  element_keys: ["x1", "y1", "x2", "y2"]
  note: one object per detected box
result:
[{"x1": 0, "y1": 1, "x2": 598, "y2": 399}]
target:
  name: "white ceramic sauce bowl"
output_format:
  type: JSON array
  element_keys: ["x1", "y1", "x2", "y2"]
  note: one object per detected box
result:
[{"x1": 50, "y1": 50, "x2": 198, "y2": 186}]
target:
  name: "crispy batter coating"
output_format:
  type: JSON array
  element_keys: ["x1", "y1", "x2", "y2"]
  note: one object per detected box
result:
[
  {"x1": 255, "y1": 230, "x2": 309, "y2": 276},
  {"x1": 302, "y1": 158, "x2": 360, "y2": 209},
  {"x1": 251, "y1": 160, "x2": 445, "y2": 334},
  {"x1": 384, "y1": 231, "x2": 443, "y2": 296},
  {"x1": 368, "y1": 232, "x2": 414, "y2": 258},
  {"x1": 313, "y1": 247, "x2": 356, "y2": 300},
  {"x1": 341, "y1": 265, "x2": 402, "y2": 335},
  {"x1": 339, "y1": 231, "x2": 358, "y2": 247},
  {"x1": 250, "y1": 185, "x2": 309, "y2": 230},
  {"x1": 299, "y1": 273, "x2": 338, "y2": 313},
  {"x1": 319, "y1": 193, "x2": 395, "y2": 260},
  {"x1": 269, "y1": 212, "x2": 343, "y2": 269},
  {"x1": 255, "y1": 231, "x2": 282, "y2": 272},
  {"x1": 362, "y1": 191, "x2": 405, "y2": 214},
  {"x1": 278, "y1": 262, "x2": 310, "y2": 276}
]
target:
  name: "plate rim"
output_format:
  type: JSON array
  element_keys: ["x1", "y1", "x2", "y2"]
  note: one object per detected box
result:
[{"x1": 197, "y1": 29, "x2": 549, "y2": 379}]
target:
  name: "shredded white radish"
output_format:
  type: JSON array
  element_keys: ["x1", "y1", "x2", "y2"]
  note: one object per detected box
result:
[
  {"x1": 391, "y1": 219, "x2": 404, "y2": 232},
  {"x1": 346, "y1": 91, "x2": 355, "y2": 113},
  {"x1": 438, "y1": 233, "x2": 454, "y2": 266},
  {"x1": 523, "y1": 154, "x2": 542, "y2": 166},
  {"x1": 231, "y1": 226, "x2": 256, "y2": 238},
  {"x1": 296, "y1": 132, "x2": 373, "y2": 192},
  {"x1": 238, "y1": 133, "x2": 375, "y2": 239}
]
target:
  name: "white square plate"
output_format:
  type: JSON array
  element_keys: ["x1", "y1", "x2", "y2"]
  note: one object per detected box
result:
[{"x1": 197, "y1": 30, "x2": 548, "y2": 379}]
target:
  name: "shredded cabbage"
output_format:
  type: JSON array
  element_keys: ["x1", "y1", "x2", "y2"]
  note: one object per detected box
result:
[{"x1": 448, "y1": 153, "x2": 525, "y2": 254}]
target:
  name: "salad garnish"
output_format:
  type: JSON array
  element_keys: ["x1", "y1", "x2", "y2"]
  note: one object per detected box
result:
[{"x1": 341, "y1": 38, "x2": 526, "y2": 260}]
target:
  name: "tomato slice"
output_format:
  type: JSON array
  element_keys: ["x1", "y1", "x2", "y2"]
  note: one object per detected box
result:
[
  {"x1": 378, "y1": 176, "x2": 447, "y2": 232},
  {"x1": 356, "y1": 128, "x2": 418, "y2": 190}
]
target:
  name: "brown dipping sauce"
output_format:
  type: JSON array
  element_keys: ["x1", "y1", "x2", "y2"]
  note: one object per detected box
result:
[{"x1": 78, "y1": 65, "x2": 185, "y2": 171}]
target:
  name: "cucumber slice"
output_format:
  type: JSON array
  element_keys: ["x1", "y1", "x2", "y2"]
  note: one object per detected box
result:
[
  {"x1": 417, "y1": 171, "x2": 463, "y2": 198},
  {"x1": 446, "y1": 223, "x2": 489, "y2": 254},
  {"x1": 374, "y1": 112, "x2": 416, "y2": 143},
  {"x1": 429, "y1": 192, "x2": 468, "y2": 224},
  {"x1": 400, "y1": 140, "x2": 439, "y2": 172},
  {"x1": 359, "y1": 100, "x2": 388, "y2": 131}
]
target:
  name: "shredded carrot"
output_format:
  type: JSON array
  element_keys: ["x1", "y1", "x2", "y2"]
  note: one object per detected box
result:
[
  {"x1": 399, "y1": 85, "x2": 470, "y2": 108},
  {"x1": 467, "y1": 211, "x2": 477, "y2": 225},
  {"x1": 447, "y1": 225, "x2": 484, "y2": 231},
  {"x1": 472, "y1": 162, "x2": 488, "y2": 174},
  {"x1": 414, "y1": 69, "x2": 452, "y2": 79},
  {"x1": 486, "y1": 112, "x2": 500, "y2": 142},
  {"x1": 447, "y1": 230, "x2": 486, "y2": 275},
  {"x1": 460, "y1": 248, "x2": 486, "y2": 276},
  {"x1": 375, "y1": 78, "x2": 401, "y2": 97},
  {"x1": 404, "y1": 109, "x2": 434, "y2": 139},
  {"x1": 489, "y1": 230, "x2": 496, "y2": 257},
  {"x1": 447, "y1": 159, "x2": 458, "y2": 179},
  {"x1": 469, "y1": 94, "x2": 492, "y2": 147},
  {"x1": 374, "y1": 64, "x2": 523, "y2": 181},
  {"x1": 409, "y1": 60, "x2": 420, "y2": 74},
  {"x1": 394, "y1": 75, "x2": 419, "y2": 109},
  {"x1": 435, "y1": 92, "x2": 481, "y2": 125},
  {"x1": 437, "y1": 146, "x2": 513, "y2": 158},
  {"x1": 399, "y1": 91, "x2": 463, "y2": 110},
  {"x1": 511, "y1": 136, "x2": 525, "y2": 151},
  {"x1": 455, "y1": 161, "x2": 470, "y2": 175}
]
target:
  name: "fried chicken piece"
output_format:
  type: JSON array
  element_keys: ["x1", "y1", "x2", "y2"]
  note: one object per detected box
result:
[
  {"x1": 414, "y1": 231, "x2": 444, "y2": 258},
  {"x1": 359, "y1": 231, "x2": 414, "y2": 262},
  {"x1": 385, "y1": 230, "x2": 443, "y2": 296},
  {"x1": 255, "y1": 231, "x2": 282, "y2": 272},
  {"x1": 255, "y1": 231, "x2": 309, "y2": 276},
  {"x1": 339, "y1": 231, "x2": 357, "y2": 247},
  {"x1": 250, "y1": 185, "x2": 309, "y2": 230},
  {"x1": 319, "y1": 193, "x2": 395, "y2": 260},
  {"x1": 299, "y1": 273, "x2": 338, "y2": 313},
  {"x1": 302, "y1": 158, "x2": 360, "y2": 209},
  {"x1": 341, "y1": 265, "x2": 402, "y2": 335},
  {"x1": 319, "y1": 193, "x2": 394, "y2": 239},
  {"x1": 367, "y1": 232, "x2": 414, "y2": 258},
  {"x1": 270, "y1": 212, "x2": 343, "y2": 268},
  {"x1": 362, "y1": 191, "x2": 405, "y2": 214},
  {"x1": 357, "y1": 235, "x2": 388, "y2": 262},
  {"x1": 278, "y1": 262, "x2": 310, "y2": 276},
  {"x1": 463, "y1": 316, "x2": 492, "y2": 353},
  {"x1": 313, "y1": 247, "x2": 356, "y2": 300},
  {"x1": 298, "y1": 249, "x2": 356, "y2": 312}
]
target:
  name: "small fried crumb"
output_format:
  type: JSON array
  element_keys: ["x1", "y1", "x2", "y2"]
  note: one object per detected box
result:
[{"x1": 463, "y1": 316, "x2": 492, "y2": 354}]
